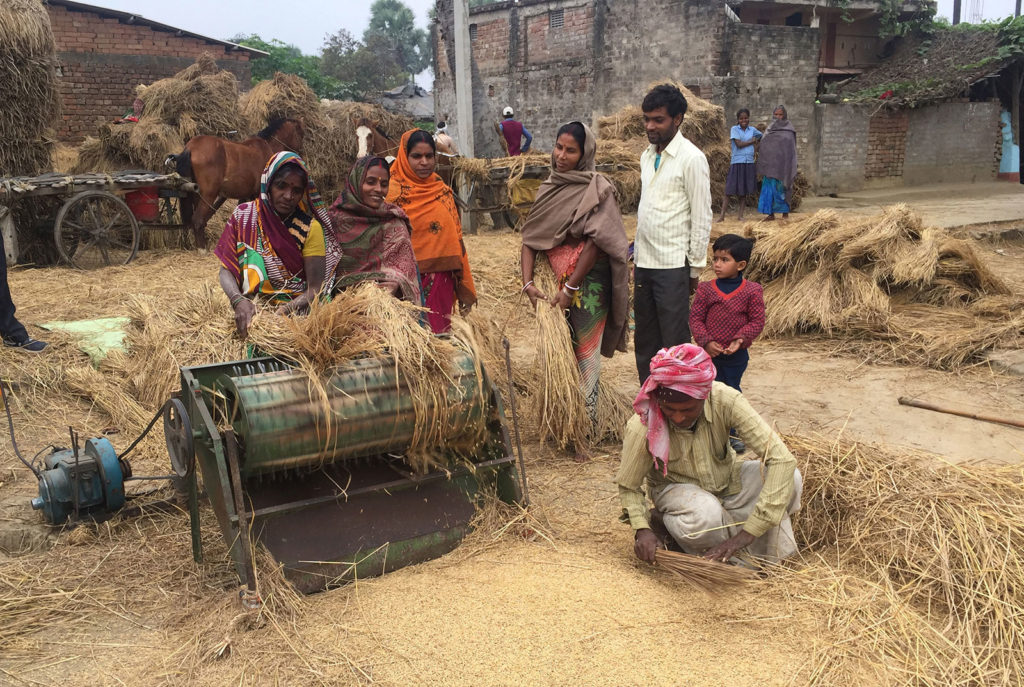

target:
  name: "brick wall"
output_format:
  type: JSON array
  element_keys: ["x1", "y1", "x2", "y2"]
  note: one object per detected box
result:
[
  {"x1": 722, "y1": 23, "x2": 820, "y2": 165},
  {"x1": 904, "y1": 101, "x2": 1000, "y2": 184},
  {"x1": 809, "y1": 103, "x2": 871, "y2": 192},
  {"x1": 864, "y1": 110, "x2": 908, "y2": 179},
  {"x1": 47, "y1": 4, "x2": 253, "y2": 142},
  {"x1": 811, "y1": 101, "x2": 999, "y2": 190}
]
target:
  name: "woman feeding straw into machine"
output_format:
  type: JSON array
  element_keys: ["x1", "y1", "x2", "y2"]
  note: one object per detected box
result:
[
  {"x1": 328, "y1": 156, "x2": 422, "y2": 304},
  {"x1": 520, "y1": 121, "x2": 631, "y2": 457},
  {"x1": 386, "y1": 129, "x2": 476, "y2": 333},
  {"x1": 215, "y1": 152, "x2": 341, "y2": 338}
]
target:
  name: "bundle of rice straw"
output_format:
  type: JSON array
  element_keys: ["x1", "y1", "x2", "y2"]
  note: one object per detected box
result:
[
  {"x1": 654, "y1": 549, "x2": 756, "y2": 593},
  {"x1": 0, "y1": 0, "x2": 60, "y2": 178},
  {"x1": 784, "y1": 433, "x2": 1024, "y2": 685},
  {"x1": 72, "y1": 54, "x2": 243, "y2": 174},
  {"x1": 743, "y1": 205, "x2": 1024, "y2": 368},
  {"x1": 528, "y1": 258, "x2": 590, "y2": 451}
]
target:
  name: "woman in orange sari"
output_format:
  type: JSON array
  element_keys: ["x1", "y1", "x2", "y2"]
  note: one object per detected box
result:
[{"x1": 386, "y1": 129, "x2": 476, "y2": 333}]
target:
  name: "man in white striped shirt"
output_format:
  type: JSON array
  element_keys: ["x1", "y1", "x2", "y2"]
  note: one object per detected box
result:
[{"x1": 633, "y1": 84, "x2": 713, "y2": 382}]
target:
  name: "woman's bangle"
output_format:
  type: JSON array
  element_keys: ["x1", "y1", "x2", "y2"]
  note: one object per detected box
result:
[
  {"x1": 230, "y1": 294, "x2": 245, "y2": 307},
  {"x1": 564, "y1": 282, "x2": 580, "y2": 291},
  {"x1": 521, "y1": 280, "x2": 534, "y2": 293}
]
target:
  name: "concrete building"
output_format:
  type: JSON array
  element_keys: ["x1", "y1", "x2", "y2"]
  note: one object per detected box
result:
[
  {"x1": 433, "y1": 0, "x2": 1004, "y2": 192},
  {"x1": 44, "y1": 0, "x2": 263, "y2": 142}
]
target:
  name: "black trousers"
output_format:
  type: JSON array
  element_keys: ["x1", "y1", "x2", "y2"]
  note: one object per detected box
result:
[
  {"x1": 634, "y1": 266, "x2": 692, "y2": 382},
  {"x1": 0, "y1": 230, "x2": 28, "y2": 343}
]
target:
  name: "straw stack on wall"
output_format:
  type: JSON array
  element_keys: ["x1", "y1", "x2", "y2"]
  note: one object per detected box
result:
[{"x1": 0, "y1": 0, "x2": 60, "y2": 178}]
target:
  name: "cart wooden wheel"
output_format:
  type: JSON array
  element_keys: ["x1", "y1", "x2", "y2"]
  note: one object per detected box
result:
[{"x1": 53, "y1": 190, "x2": 139, "y2": 269}]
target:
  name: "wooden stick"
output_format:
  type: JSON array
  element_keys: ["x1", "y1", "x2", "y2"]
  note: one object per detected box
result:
[{"x1": 897, "y1": 396, "x2": 1024, "y2": 430}]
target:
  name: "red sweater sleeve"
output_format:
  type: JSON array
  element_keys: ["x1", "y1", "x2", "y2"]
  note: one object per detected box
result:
[
  {"x1": 689, "y1": 282, "x2": 712, "y2": 347},
  {"x1": 736, "y1": 282, "x2": 766, "y2": 346}
]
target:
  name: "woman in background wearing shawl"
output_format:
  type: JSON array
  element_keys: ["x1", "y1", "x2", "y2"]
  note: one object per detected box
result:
[
  {"x1": 520, "y1": 121, "x2": 630, "y2": 459},
  {"x1": 328, "y1": 156, "x2": 422, "y2": 304},
  {"x1": 215, "y1": 151, "x2": 341, "y2": 338},
  {"x1": 756, "y1": 106, "x2": 798, "y2": 221},
  {"x1": 386, "y1": 129, "x2": 476, "y2": 333}
]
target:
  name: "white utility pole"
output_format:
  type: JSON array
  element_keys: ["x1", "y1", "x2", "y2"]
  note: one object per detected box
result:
[{"x1": 453, "y1": 0, "x2": 474, "y2": 158}]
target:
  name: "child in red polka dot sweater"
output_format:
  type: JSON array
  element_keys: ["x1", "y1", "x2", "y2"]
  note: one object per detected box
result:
[{"x1": 689, "y1": 233, "x2": 765, "y2": 452}]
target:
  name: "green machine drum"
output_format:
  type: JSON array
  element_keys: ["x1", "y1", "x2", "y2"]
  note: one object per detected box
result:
[{"x1": 166, "y1": 352, "x2": 523, "y2": 594}]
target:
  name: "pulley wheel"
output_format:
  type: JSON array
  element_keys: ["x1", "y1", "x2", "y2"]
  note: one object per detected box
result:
[{"x1": 164, "y1": 399, "x2": 195, "y2": 477}]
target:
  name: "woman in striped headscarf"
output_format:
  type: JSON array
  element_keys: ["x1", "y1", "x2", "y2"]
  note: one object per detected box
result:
[{"x1": 215, "y1": 151, "x2": 341, "y2": 338}]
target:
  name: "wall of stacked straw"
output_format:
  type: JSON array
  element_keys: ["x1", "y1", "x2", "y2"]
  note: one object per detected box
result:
[{"x1": 0, "y1": 0, "x2": 60, "y2": 178}]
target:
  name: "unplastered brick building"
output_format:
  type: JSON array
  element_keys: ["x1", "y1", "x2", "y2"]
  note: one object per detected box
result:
[
  {"x1": 434, "y1": 0, "x2": 1007, "y2": 192},
  {"x1": 44, "y1": 0, "x2": 264, "y2": 142}
]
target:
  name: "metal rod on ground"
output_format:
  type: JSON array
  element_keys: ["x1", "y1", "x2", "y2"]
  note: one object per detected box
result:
[
  {"x1": 503, "y1": 337, "x2": 530, "y2": 507},
  {"x1": 898, "y1": 396, "x2": 1024, "y2": 430}
]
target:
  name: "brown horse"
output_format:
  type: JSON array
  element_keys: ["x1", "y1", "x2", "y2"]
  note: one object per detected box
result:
[
  {"x1": 166, "y1": 118, "x2": 305, "y2": 248},
  {"x1": 355, "y1": 117, "x2": 397, "y2": 161}
]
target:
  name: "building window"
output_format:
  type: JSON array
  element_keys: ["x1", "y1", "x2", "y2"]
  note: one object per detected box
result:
[
  {"x1": 549, "y1": 9, "x2": 564, "y2": 29},
  {"x1": 469, "y1": 24, "x2": 477, "y2": 41}
]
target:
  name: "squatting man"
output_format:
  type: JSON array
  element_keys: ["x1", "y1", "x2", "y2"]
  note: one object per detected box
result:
[{"x1": 616, "y1": 344, "x2": 803, "y2": 564}]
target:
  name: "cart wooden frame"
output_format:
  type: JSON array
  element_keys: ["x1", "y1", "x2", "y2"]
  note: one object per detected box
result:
[{"x1": 0, "y1": 171, "x2": 198, "y2": 269}]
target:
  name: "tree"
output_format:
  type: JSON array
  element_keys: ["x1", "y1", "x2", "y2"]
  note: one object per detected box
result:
[
  {"x1": 231, "y1": 34, "x2": 343, "y2": 99},
  {"x1": 321, "y1": 29, "x2": 405, "y2": 101},
  {"x1": 363, "y1": 0, "x2": 430, "y2": 82}
]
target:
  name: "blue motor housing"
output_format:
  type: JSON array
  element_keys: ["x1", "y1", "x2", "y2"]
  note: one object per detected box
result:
[{"x1": 30, "y1": 437, "x2": 130, "y2": 525}]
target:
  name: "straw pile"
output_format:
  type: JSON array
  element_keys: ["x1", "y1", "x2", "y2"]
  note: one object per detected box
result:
[
  {"x1": 72, "y1": 54, "x2": 243, "y2": 174},
  {"x1": 744, "y1": 205, "x2": 1024, "y2": 368},
  {"x1": 0, "y1": 0, "x2": 60, "y2": 177},
  {"x1": 785, "y1": 433, "x2": 1024, "y2": 685}
]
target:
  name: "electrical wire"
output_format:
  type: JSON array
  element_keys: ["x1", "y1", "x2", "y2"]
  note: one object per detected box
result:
[{"x1": 0, "y1": 380, "x2": 42, "y2": 479}]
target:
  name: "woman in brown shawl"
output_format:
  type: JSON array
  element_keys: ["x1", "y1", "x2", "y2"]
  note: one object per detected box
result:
[
  {"x1": 328, "y1": 156, "x2": 422, "y2": 303},
  {"x1": 756, "y1": 105, "x2": 798, "y2": 220},
  {"x1": 520, "y1": 121, "x2": 630, "y2": 457}
]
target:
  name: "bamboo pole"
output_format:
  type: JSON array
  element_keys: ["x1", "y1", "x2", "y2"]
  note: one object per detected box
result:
[{"x1": 897, "y1": 396, "x2": 1024, "y2": 429}]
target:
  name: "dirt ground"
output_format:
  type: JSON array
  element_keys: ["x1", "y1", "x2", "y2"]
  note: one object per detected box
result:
[{"x1": 1, "y1": 210, "x2": 1022, "y2": 685}]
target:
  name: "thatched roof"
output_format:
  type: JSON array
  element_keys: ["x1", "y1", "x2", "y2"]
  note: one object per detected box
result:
[{"x1": 837, "y1": 25, "x2": 1013, "y2": 107}]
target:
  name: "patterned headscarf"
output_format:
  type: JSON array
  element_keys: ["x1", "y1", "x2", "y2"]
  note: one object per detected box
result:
[
  {"x1": 633, "y1": 344, "x2": 717, "y2": 474},
  {"x1": 257, "y1": 151, "x2": 335, "y2": 276}
]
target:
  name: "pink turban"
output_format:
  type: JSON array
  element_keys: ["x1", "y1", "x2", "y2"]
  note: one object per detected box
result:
[{"x1": 633, "y1": 344, "x2": 717, "y2": 474}]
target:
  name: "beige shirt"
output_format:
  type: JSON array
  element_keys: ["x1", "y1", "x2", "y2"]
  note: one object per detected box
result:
[
  {"x1": 615, "y1": 382, "x2": 797, "y2": 537},
  {"x1": 635, "y1": 129, "x2": 712, "y2": 276}
]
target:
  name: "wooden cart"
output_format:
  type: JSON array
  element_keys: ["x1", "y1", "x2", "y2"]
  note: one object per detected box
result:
[
  {"x1": 456, "y1": 162, "x2": 625, "y2": 232},
  {"x1": 0, "y1": 171, "x2": 197, "y2": 269}
]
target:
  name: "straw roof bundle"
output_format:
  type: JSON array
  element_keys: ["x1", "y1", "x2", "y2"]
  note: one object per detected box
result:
[
  {"x1": 786, "y1": 433, "x2": 1024, "y2": 684},
  {"x1": 744, "y1": 205, "x2": 1024, "y2": 367},
  {"x1": 0, "y1": 0, "x2": 60, "y2": 177}
]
